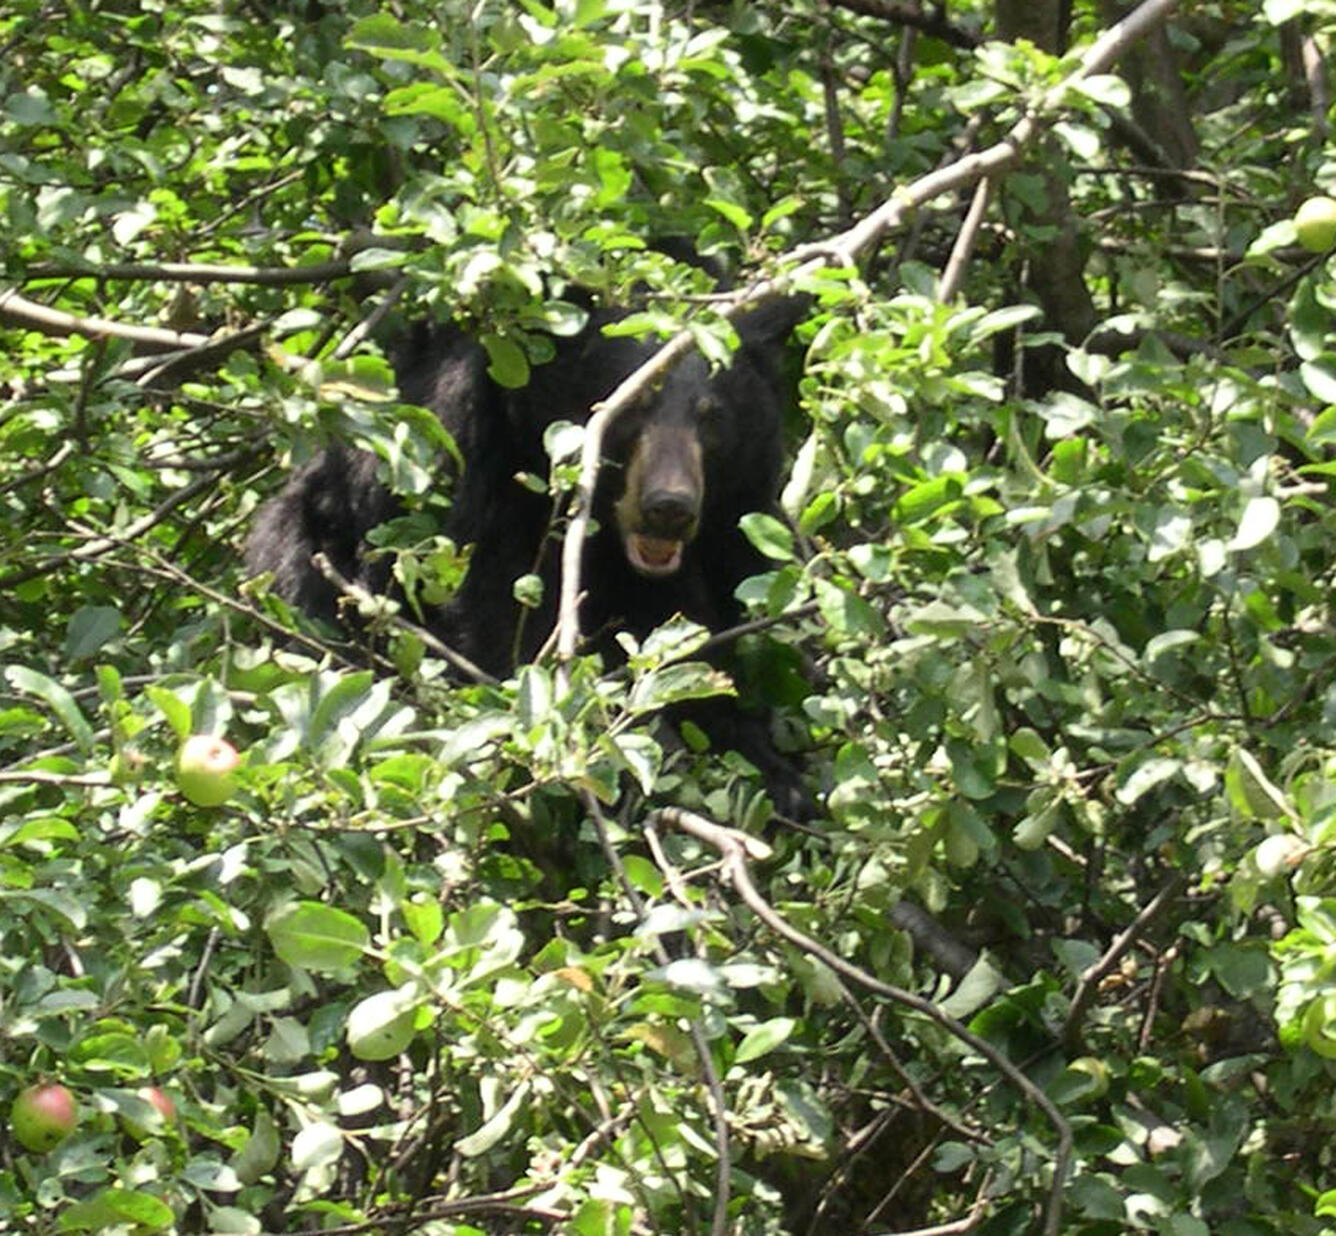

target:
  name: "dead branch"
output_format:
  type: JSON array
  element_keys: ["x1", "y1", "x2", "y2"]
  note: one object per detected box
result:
[
  {"x1": 1062, "y1": 876, "x2": 1182, "y2": 1052},
  {"x1": 308, "y1": 552, "x2": 497, "y2": 685}
]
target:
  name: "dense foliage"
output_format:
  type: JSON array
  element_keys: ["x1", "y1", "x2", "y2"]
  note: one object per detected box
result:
[{"x1": 5, "y1": 1, "x2": 1336, "y2": 1233}]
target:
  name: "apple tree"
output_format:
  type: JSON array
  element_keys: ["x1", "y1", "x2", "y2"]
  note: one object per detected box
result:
[{"x1": 5, "y1": 1, "x2": 1336, "y2": 1234}]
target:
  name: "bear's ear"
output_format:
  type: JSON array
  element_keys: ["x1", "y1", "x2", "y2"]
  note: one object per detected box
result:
[{"x1": 734, "y1": 293, "x2": 811, "y2": 347}]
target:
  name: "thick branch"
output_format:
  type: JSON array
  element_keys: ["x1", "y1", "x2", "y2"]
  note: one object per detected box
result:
[
  {"x1": 26, "y1": 258, "x2": 354, "y2": 286},
  {"x1": 823, "y1": 0, "x2": 981, "y2": 48},
  {"x1": 0, "y1": 287, "x2": 212, "y2": 353}
]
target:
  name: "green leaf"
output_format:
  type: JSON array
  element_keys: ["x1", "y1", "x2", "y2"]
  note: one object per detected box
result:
[
  {"x1": 309, "y1": 671, "x2": 375, "y2": 753},
  {"x1": 383, "y1": 83, "x2": 474, "y2": 131},
  {"x1": 894, "y1": 475, "x2": 963, "y2": 524},
  {"x1": 2, "y1": 888, "x2": 88, "y2": 930},
  {"x1": 482, "y1": 333, "x2": 530, "y2": 388},
  {"x1": 1115, "y1": 756, "x2": 1180, "y2": 806},
  {"x1": 232, "y1": 1111, "x2": 283, "y2": 1186},
  {"x1": 58, "y1": 1189, "x2": 175, "y2": 1232},
  {"x1": 292, "y1": 1121, "x2": 344, "y2": 1171},
  {"x1": 1225, "y1": 748, "x2": 1294, "y2": 820},
  {"x1": 1227, "y1": 496, "x2": 1280, "y2": 551},
  {"x1": 605, "y1": 731, "x2": 661, "y2": 794},
  {"x1": 402, "y1": 895, "x2": 444, "y2": 947},
  {"x1": 1262, "y1": 0, "x2": 1308, "y2": 22},
  {"x1": 704, "y1": 198, "x2": 753, "y2": 232},
  {"x1": 146, "y1": 685, "x2": 193, "y2": 741},
  {"x1": 815, "y1": 579, "x2": 882, "y2": 639},
  {"x1": 966, "y1": 303, "x2": 1041, "y2": 344},
  {"x1": 1300, "y1": 358, "x2": 1336, "y2": 406},
  {"x1": 267, "y1": 902, "x2": 370, "y2": 972},
  {"x1": 739, "y1": 512, "x2": 795, "y2": 561},
  {"x1": 1013, "y1": 795, "x2": 1062, "y2": 850},
  {"x1": 628, "y1": 663, "x2": 731, "y2": 713},
  {"x1": 1307, "y1": 404, "x2": 1336, "y2": 444},
  {"x1": 65, "y1": 606, "x2": 121, "y2": 660},
  {"x1": 939, "y1": 955, "x2": 1006, "y2": 1019},
  {"x1": 71, "y1": 1030, "x2": 149, "y2": 1072},
  {"x1": 1148, "y1": 508, "x2": 1191, "y2": 562},
  {"x1": 1070, "y1": 74, "x2": 1131, "y2": 108},
  {"x1": 574, "y1": 0, "x2": 607, "y2": 27},
  {"x1": 735, "y1": 1017, "x2": 796, "y2": 1063},
  {"x1": 456, "y1": 1081, "x2": 531, "y2": 1157},
  {"x1": 345, "y1": 14, "x2": 454, "y2": 74},
  {"x1": 4, "y1": 665, "x2": 95, "y2": 753}
]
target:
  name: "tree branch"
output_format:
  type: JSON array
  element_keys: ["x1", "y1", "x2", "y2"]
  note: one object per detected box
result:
[
  {"x1": 25, "y1": 258, "x2": 354, "y2": 286},
  {"x1": 309, "y1": 552, "x2": 497, "y2": 686},
  {"x1": 552, "y1": 0, "x2": 1181, "y2": 672},
  {"x1": 821, "y1": 0, "x2": 981, "y2": 48},
  {"x1": 654, "y1": 806, "x2": 1074, "y2": 1236},
  {"x1": 0, "y1": 287, "x2": 212, "y2": 352},
  {"x1": 1062, "y1": 877, "x2": 1182, "y2": 1052}
]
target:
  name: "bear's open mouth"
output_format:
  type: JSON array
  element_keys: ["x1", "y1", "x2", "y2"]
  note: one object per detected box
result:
[{"x1": 626, "y1": 532, "x2": 685, "y2": 578}]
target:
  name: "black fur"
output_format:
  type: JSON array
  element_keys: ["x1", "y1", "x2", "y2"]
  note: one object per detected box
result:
[{"x1": 246, "y1": 298, "x2": 810, "y2": 813}]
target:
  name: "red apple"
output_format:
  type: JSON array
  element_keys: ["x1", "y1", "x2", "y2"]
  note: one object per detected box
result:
[
  {"x1": 10, "y1": 1083, "x2": 78, "y2": 1153},
  {"x1": 139, "y1": 1086, "x2": 176, "y2": 1124},
  {"x1": 123, "y1": 1086, "x2": 178, "y2": 1140},
  {"x1": 176, "y1": 734, "x2": 240, "y2": 807}
]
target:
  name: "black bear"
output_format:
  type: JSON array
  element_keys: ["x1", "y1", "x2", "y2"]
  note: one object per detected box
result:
[{"x1": 246, "y1": 295, "x2": 808, "y2": 811}]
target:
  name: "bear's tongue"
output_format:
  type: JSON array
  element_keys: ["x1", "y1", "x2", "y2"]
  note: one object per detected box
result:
[{"x1": 628, "y1": 533, "x2": 683, "y2": 577}]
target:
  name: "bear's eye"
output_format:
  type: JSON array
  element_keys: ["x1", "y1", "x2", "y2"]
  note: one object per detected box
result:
[{"x1": 694, "y1": 395, "x2": 721, "y2": 418}]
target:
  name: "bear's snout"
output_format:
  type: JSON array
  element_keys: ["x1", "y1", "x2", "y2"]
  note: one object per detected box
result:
[
  {"x1": 614, "y1": 422, "x2": 703, "y2": 578},
  {"x1": 641, "y1": 487, "x2": 697, "y2": 537}
]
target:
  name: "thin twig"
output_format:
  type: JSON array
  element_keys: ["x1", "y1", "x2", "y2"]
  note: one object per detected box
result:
[
  {"x1": 0, "y1": 441, "x2": 75, "y2": 498},
  {"x1": 653, "y1": 806, "x2": 1074, "y2": 1236},
  {"x1": 0, "y1": 770, "x2": 112, "y2": 787},
  {"x1": 591, "y1": 794, "x2": 733, "y2": 1236},
  {"x1": 1063, "y1": 877, "x2": 1182, "y2": 1052},
  {"x1": 309, "y1": 552, "x2": 497, "y2": 685},
  {"x1": 0, "y1": 449, "x2": 263, "y2": 591},
  {"x1": 938, "y1": 176, "x2": 993, "y2": 302}
]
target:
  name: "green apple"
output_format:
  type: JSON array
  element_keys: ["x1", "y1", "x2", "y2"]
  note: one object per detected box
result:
[
  {"x1": 1255, "y1": 832, "x2": 1308, "y2": 878},
  {"x1": 1294, "y1": 196, "x2": 1336, "y2": 253},
  {"x1": 10, "y1": 1082, "x2": 79, "y2": 1153},
  {"x1": 176, "y1": 734, "x2": 240, "y2": 807}
]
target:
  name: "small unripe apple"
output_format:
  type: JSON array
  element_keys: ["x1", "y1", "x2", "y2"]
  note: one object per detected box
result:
[
  {"x1": 1255, "y1": 833, "x2": 1309, "y2": 878},
  {"x1": 176, "y1": 734, "x2": 240, "y2": 807},
  {"x1": 10, "y1": 1083, "x2": 79, "y2": 1153},
  {"x1": 1294, "y1": 196, "x2": 1336, "y2": 254},
  {"x1": 110, "y1": 748, "x2": 147, "y2": 785}
]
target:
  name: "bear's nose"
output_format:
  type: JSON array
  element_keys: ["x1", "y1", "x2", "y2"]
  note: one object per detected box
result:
[{"x1": 641, "y1": 489, "x2": 698, "y2": 537}]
